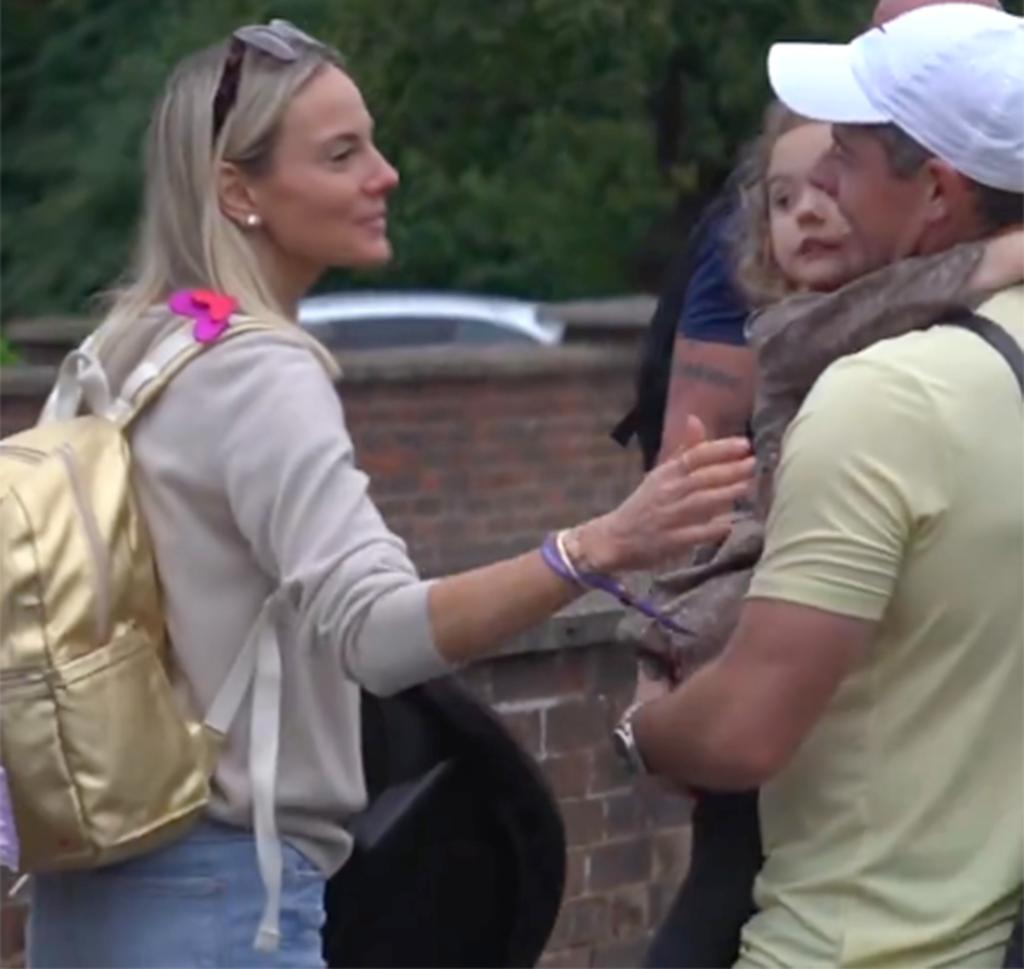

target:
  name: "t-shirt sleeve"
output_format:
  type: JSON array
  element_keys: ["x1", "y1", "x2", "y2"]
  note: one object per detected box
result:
[
  {"x1": 748, "y1": 354, "x2": 950, "y2": 620},
  {"x1": 677, "y1": 216, "x2": 750, "y2": 347}
]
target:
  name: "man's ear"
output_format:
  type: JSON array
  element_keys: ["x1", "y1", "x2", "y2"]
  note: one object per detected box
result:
[
  {"x1": 217, "y1": 161, "x2": 259, "y2": 227},
  {"x1": 922, "y1": 158, "x2": 980, "y2": 239}
]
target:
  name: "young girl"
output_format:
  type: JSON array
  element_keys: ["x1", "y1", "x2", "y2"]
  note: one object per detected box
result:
[
  {"x1": 731, "y1": 102, "x2": 855, "y2": 307},
  {"x1": 641, "y1": 100, "x2": 857, "y2": 969},
  {"x1": 655, "y1": 102, "x2": 854, "y2": 467}
]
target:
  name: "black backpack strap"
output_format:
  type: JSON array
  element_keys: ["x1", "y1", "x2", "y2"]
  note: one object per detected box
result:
[
  {"x1": 947, "y1": 307, "x2": 1024, "y2": 398},
  {"x1": 610, "y1": 212, "x2": 718, "y2": 461},
  {"x1": 947, "y1": 308, "x2": 1023, "y2": 969}
]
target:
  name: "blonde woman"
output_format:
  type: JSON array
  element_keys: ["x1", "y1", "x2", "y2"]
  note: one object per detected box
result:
[{"x1": 26, "y1": 21, "x2": 753, "y2": 969}]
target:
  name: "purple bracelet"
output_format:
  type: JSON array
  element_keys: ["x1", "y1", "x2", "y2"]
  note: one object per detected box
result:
[
  {"x1": 540, "y1": 533, "x2": 692, "y2": 639},
  {"x1": 0, "y1": 767, "x2": 19, "y2": 873}
]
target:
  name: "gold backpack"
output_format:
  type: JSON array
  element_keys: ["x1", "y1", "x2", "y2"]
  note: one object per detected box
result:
[{"x1": 0, "y1": 318, "x2": 276, "y2": 872}]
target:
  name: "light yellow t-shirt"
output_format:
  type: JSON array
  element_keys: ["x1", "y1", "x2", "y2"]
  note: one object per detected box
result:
[{"x1": 739, "y1": 287, "x2": 1024, "y2": 969}]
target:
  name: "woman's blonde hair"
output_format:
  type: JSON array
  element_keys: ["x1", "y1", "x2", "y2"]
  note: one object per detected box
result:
[
  {"x1": 95, "y1": 30, "x2": 343, "y2": 391},
  {"x1": 728, "y1": 101, "x2": 813, "y2": 308}
]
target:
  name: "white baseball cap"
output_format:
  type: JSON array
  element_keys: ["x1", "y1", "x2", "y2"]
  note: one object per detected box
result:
[{"x1": 767, "y1": 4, "x2": 1024, "y2": 192}]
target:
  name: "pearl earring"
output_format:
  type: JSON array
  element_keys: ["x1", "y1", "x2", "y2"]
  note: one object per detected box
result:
[{"x1": 245, "y1": 213, "x2": 261, "y2": 228}]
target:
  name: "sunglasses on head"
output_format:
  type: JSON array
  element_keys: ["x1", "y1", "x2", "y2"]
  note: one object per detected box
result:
[{"x1": 212, "y1": 19, "x2": 325, "y2": 143}]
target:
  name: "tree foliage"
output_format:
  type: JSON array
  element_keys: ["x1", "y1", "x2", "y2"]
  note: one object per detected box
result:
[{"x1": 5, "y1": 0, "x2": 1015, "y2": 320}]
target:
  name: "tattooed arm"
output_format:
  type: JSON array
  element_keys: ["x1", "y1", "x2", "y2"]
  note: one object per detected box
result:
[
  {"x1": 658, "y1": 337, "x2": 756, "y2": 463},
  {"x1": 655, "y1": 208, "x2": 755, "y2": 463},
  {"x1": 631, "y1": 210, "x2": 755, "y2": 705},
  {"x1": 634, "y1": 340, "x2": 757, "y2": 708}
]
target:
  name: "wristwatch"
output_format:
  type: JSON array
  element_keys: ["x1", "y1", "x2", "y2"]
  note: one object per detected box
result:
[{"x1": 611, "y1": 700, "x2": 649, "y2": 775}]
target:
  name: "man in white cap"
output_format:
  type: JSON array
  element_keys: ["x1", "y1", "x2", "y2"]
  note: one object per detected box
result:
[
  {"x1": 621, "y1": 5, "x2": 1023, "y2": 966},
  {"x1": 768, "y1": 3, "x2": 1022, "y2": 282}
]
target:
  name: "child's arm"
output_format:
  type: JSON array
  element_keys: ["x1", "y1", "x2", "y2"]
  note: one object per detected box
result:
[{"x1": 969, "y1": 228, "x2": 1024, "y2": 293}]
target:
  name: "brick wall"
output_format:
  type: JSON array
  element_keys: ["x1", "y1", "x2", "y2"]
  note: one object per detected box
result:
[
  {"x1": 338, "y1": 345, "x2": 643, "y2": 576},
  {"x1": 459, "y1": 603, "x2": 692, "y2": 968},
  {"x1": 1, "y1": 344, "x2": 642, "y2": 577},
  {"x1": 0, "y1": 341, "x2": 696, "y2": 967}
]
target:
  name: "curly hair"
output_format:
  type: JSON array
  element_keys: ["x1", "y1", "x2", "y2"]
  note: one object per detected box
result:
[{"x1": 727, "y1": 101, "x2": 813, "y2": 308}]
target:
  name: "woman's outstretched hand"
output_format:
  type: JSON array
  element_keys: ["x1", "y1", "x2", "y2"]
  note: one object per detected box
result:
[
  {"x1": 427, "y1": 417, "x2": 752, "y2": 667},
  {"x1": 576, "y1": 416, "x2": 754, "y2": 573}
]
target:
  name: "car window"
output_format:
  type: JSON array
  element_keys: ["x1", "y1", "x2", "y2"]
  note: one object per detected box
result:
[
  {"x1": 454, "y1": 320, "x2": 534, "y2": 345},
  {"x1": 310, "y1": 317, "x2": 457, "y2": 349},
  {"x1": 304, "y1": 315, "x2": 542, "y2": 349}
]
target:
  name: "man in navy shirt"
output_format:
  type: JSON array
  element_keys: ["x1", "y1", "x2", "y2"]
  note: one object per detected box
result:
[{"x1": 657, "y1": 210, "x2": 754, "y2": 460}]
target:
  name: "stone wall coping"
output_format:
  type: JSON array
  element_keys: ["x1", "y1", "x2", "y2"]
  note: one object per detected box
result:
[
  {"x1": 1, "y1": 342, "x2": 636, "y2": 397},
  {"x1": 498, "y1": 593, "x2": 628, "y2": 658},
  {"x1": 4, "y1": 315, "x2": 93, "y2": 343},
  {"x1": 545, "y1": 294, "x2": 654, "y2": 328},
  {"x1": 1, "y1": 365, "x2": 56, "y2": 398},
  {"x1": 337, "y1": 343, "x2": 635, "y2": 383}
]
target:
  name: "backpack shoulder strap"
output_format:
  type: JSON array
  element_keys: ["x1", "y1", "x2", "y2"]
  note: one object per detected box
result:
[
  {"x1": 946, "y1": 307, "x2": 1024, "y2": 398},
  {"x1": 114, "y1": 317, "x2": 339, "y2": 428},
  {"x1": 38, "y1": 331, "x2": 112, "y2": 425},
  {"x1": 113, "y1": 320, "x2": 274, "y2": 427},
  {"x1": 41, "y1": 313, "x2": 340, "y2": 430}
]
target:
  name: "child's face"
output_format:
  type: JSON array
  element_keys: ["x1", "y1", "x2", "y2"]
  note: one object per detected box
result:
[{"x1": 767, "y1": 123, "x2": 854, "y2": 294}]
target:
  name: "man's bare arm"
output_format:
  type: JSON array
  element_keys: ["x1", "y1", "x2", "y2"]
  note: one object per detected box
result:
[
  {"x1": 658, "y1": 337, "x2": 755, "y2": 463},
  {"x1": 633, "y1": 599, "x2": 873, "y2": 789}
]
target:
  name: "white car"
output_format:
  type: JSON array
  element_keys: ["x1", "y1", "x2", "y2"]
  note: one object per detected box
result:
[{"x1": 298, "y1": 291, "x2": 565, "y2": 350}]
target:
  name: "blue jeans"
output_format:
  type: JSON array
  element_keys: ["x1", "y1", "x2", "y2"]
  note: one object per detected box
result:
[{"x1": 27, "y1": 820, "x2": 326, "y2": 968}]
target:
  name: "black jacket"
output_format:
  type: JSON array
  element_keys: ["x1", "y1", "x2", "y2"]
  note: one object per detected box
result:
[{"x1": 323, "y1": 677, "x2": 566, "y2": 968}]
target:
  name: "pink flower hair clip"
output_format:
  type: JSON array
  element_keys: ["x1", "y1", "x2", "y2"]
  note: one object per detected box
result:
[{"x1": 168, "y1": 288, "x2": 239, "y2": 344}]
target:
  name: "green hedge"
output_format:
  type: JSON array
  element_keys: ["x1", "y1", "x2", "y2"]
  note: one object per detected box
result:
[{"x1": 3, "y1": 0, "x2": 1016, "y2": 320}]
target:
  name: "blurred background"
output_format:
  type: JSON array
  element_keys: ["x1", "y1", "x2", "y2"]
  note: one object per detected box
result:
[
  {"x1": 3, "y1": 7, "x2": 1023, "y2": 965},
  {"x1": 5, "y1": 0, "x2": 1022, "y2": 353},
  {"x1": 0, "y1": 0, "x2": 897, "y2": 331}
]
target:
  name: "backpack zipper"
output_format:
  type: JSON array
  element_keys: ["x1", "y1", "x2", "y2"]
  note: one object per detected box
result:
[{"x1": 57, "y1": 445, "x2": 111, "y2": 644}]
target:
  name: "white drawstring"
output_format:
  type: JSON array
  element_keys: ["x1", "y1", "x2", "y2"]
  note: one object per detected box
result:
[
  {"x1": 249, "y1": 599, "x2": 285, "y2": 952},
  {"x1": 203, "y1": 589, "x2": 288, "y2": 952}
]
